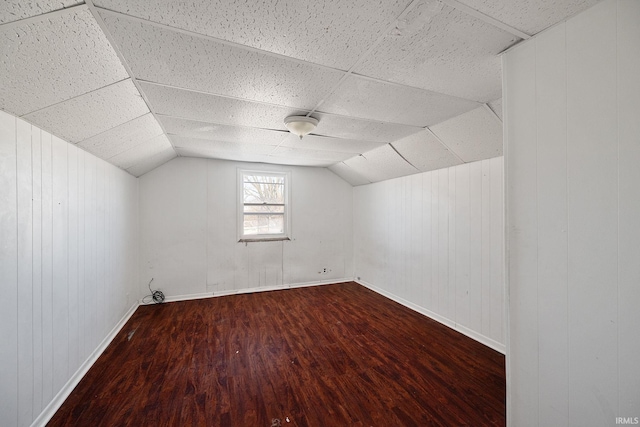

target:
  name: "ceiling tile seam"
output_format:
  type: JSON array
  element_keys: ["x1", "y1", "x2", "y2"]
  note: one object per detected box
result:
[
  {"x1": 0, "y1": 3, "x2": 87, "y2": 31},
  {"x1": 440, "y1": 0, "x2": 531, "y2": 40},
  {"x1": 424, "y1": 126, "x2": 465, "y2": 164},
  {"x1": 75, "y1": 112, "x2": 161, "y2": 145},
  {"x1": 482, "y1": 103, "x2": 503, "y2": 124},
  {"x1": 20, "y1": 78, "x2": 132, "y2": 118},
  {"x1": 85, "y1": 0, "x2": 179, "y2": 157},
  {"x1": 144, "y1": 81, "x2": 424, "y2": 131},
  {"x1": 305, "y1": 0, "x2": 423, "y2": 117},
  {"x1": 94, "y1": 6, "x2": 352, "y2": 76},
  {"x1": 389, "y1": 143, "x2": 421, "y2": 172}
]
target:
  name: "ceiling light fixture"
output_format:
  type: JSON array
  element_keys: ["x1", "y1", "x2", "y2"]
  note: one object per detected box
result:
[{"x1": 284, "y1": 115, "x2": 318, "y2": 139}]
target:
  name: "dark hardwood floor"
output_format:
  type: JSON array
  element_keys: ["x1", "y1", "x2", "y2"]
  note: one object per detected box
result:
[{"x1": 48, "y1": 282, "x2": 505, "y2": 426}]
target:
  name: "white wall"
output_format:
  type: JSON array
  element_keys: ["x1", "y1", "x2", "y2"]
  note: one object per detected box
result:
[
  {"x1": 353, "y1": 158, "x2": 505, "y2": 352},
  {"x1": 0, "y1": 110, "x2": 139, "y2": 427},
  {"x1": 504, "y1": 0, "x2": 640, "y2": 425},
  {"x1": 139, "y1": 157, "x2": 353, "y2": 298}
]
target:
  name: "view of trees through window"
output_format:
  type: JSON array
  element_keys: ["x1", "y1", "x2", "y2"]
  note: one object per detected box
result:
[{"x1": 242, "y1": 173, "x2": 285, "y2": 236}]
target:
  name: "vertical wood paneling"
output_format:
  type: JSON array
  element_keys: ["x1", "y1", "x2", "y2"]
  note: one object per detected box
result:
[
  {"x1": 535, "y1": 24, "x2": 569, "y2": 427},
  {"x1": 489, "y1": 157, "x2": 503, "y2": 343},
  {"x1": 353, "y1": 158, "x2": 505, "y2": 352},
  {"x1": 429, "y1": 171, "x2": 439, "y2": 313},
  {"x1": 421, "y1": 172, "x2": 432, "y2": 311},
  {"x1": 84, "y1": 154, "x2": 97, "y2": 356},
  {"x1": 409, "y1": 174, "x2": 423, "y2": 306},
  {"x1": 438, "y1": 169, "x2": 449, "y2": 318},
  {"x1": 16, "y1": 118, "x2": 34, "y2": 426},
  {"x1": 0, "y1": 111, "x2": 18, "y2": 427},
  {"x1": 31, "y1": 128, "x2": 43, "y2": 416},
  {"x1": 567, "y1": 3, "x2": 618, "y2": 424},
  {"x1": 41, "y1": 131, "x2": 54, "y2": 404},
  {"x1": 76, "y1": 150, "x2": 85, "y2": 364},
  {"x1": 52, "y1": 136, "x2": 69, "y2": 391},
  {"x1": 96, "y1": 160, "x2": 105, "y2": 340},
  {"x1": 617, "y1": 0, "x2": 640, "y2": 415},
  {"x1": 505, "y1": 1, "x2": 640, "y2": 424},
  {"x1": 455, "y1": 164, "x2": 470, "y2": 328},
  {"x1": 468, "y1": 162, "x2": 482, "y2": 330},
  {"x1": 67, "y1": 145, "x2": 79, "y2": 374},
  {"x1": 481, "y1": 160, "x2": 492, "y2": 336},
  {"x1": 504, "y1": 39, "x2": 539, "y2": 426},
  {"x1": 0, "y1": 111, "x2": 139, "y2": 427},
  {"x1": 447, "y1": 168, "x2": 456, "y2": 323}
]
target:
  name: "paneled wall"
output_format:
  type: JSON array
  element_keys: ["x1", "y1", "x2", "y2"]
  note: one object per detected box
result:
[
  {"x1": 504, "y1": 0, "x2": 640, "y2": 425},
  {"x1": 139, "y1": 157, "x2": 353, "y2": 298},
  {"x1": 0, "y1": 110, "x2": 139, "y2": 427},
  {"x1": 353, "y1": 157, "x2": 504, "y2": 351}
]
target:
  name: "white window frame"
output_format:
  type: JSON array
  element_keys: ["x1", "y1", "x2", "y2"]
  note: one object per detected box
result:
[{"x1": 237, "y1": 169, "x2": 291, "y2": 242}]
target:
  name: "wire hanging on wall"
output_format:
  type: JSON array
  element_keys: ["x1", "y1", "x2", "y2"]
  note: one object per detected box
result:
[{"x1": 142, "y1": 278, "x2": 165, "y2": 304}]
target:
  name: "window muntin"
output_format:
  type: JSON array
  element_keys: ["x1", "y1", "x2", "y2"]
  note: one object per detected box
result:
[{"x1": 239, "y1": 170, "x2": 290, "y2": 240}]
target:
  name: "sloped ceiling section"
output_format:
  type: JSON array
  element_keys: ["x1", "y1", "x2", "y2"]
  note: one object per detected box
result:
[{"x1": 0, "y1": 0, "x2": 600, "y2": 180}]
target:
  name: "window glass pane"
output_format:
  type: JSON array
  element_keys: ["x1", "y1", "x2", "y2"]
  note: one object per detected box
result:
[
  {"x1": 243, "y1": 214, "x2": 284, "y2": 236},
  {"x1": 243, "y1": 174, "x2": 285, "y2": 204}
]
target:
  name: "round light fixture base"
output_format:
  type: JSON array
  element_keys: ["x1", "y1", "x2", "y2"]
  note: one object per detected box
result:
[{"x1": 284, "y1": 115, "x2": 319, "y2": 139}]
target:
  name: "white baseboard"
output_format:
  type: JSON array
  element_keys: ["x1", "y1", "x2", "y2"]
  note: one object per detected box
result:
[
  {"x1": 30, "y1": 302, "x2": 140, "y2": 427},
  {"x1": 161, "y1": 278, "x2": 353, "y2": 303},
  {"x1": 355, "y1": 279, "x2": 505, "y2": 354}
]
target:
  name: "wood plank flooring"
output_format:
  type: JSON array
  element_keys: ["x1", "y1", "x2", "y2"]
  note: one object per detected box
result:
[{"x1": 48, "y1": 282, "x2": 505, "y2": 426}]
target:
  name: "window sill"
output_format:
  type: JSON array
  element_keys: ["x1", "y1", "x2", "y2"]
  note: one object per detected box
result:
[{"x1": 238, "y1": 237, "x2": 291, "y2": 243}]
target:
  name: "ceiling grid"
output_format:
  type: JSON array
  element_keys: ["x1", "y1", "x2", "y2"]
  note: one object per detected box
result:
[{"x1": 0, "y1": 0, "x2": 602, "y2": 179}]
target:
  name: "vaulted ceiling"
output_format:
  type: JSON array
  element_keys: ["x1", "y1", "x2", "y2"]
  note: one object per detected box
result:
[{"x1": 1, "y1": 0, "x2": 599, "y2": 183}]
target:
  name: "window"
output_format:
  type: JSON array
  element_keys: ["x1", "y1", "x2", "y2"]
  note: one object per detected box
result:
[{"x1": 238, "y1": 170, "x2": 291, "y2": 241}]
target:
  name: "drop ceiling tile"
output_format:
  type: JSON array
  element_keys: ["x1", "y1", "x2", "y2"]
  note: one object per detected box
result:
[
  {"x1": 328, "y1": 162, "x2": 371, "y2": 186},
  {"x1": 354, "y1": 0, "x2": 518, "y2": 102},
  {"x1": 455, "y1": 0, "x2": 600, "y2": 35},
  {"x1": 313, "y1": 112, "x2": 422, "y2": 144},
  {"x1": 271, "y1": 146, "x2": 352, "y2": 163},
  {"x1": 23, "y1": 79, "x2": 149, "y2": 143},
  {"x1": 110, "y1": 133, "x2": 173, "y2": 170},
  {"x1": 126, "y1": 147, "x2": 176, "y2": 177},
  {"x1": 140, "y1": 83, "x2": 307, "y2": 131},
  {"x1": 160, "y1": 116, "x2": 287, "y2": 145},
  {"x1": 175, "y1": 147, "x2": 266, "y2": 163},
  {"x1": 101, "y1": 14, "x2": 344, "y2": 110},
  {"x1": 171, "y1": 135, "x2": 278, "y2": 155},
  {"x1": 94, "y1": 0, "x2": 411, "y2": 70},
  {"x1": 429, "y1": 106, "x2": 502, "y2": 163},
  {"x1": 321, "y1": 75, "x2": 479, "y2": 127},
  {"x1": 0, "y1": 7, "x2": 129, "y2": 116},
  {"x1": 392, "y1": 129, "x2": 462, "y2": 172},
  {"x1": 281, "y1": 134, "x2": 385, "y2": 154},
  {"x1": 0, "y1": 1, "x2": 83, "y2": 24},
  {"x1": 77, "y1": 113, "x2": 163, "y2": 160},
  {"x1": 263, "y1": 157, "x2": 336, "y2": 167},
  {"x1": 488, "y1": 98, "x2": 503, "y2": 121},
  {"x1": 343, "y1": 144, "x2": 418, "y2": 183}
]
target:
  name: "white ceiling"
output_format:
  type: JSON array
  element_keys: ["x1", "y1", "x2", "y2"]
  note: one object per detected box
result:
[{"x1": 0, "y1": 0, "x2": 600, "y2": 181}]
